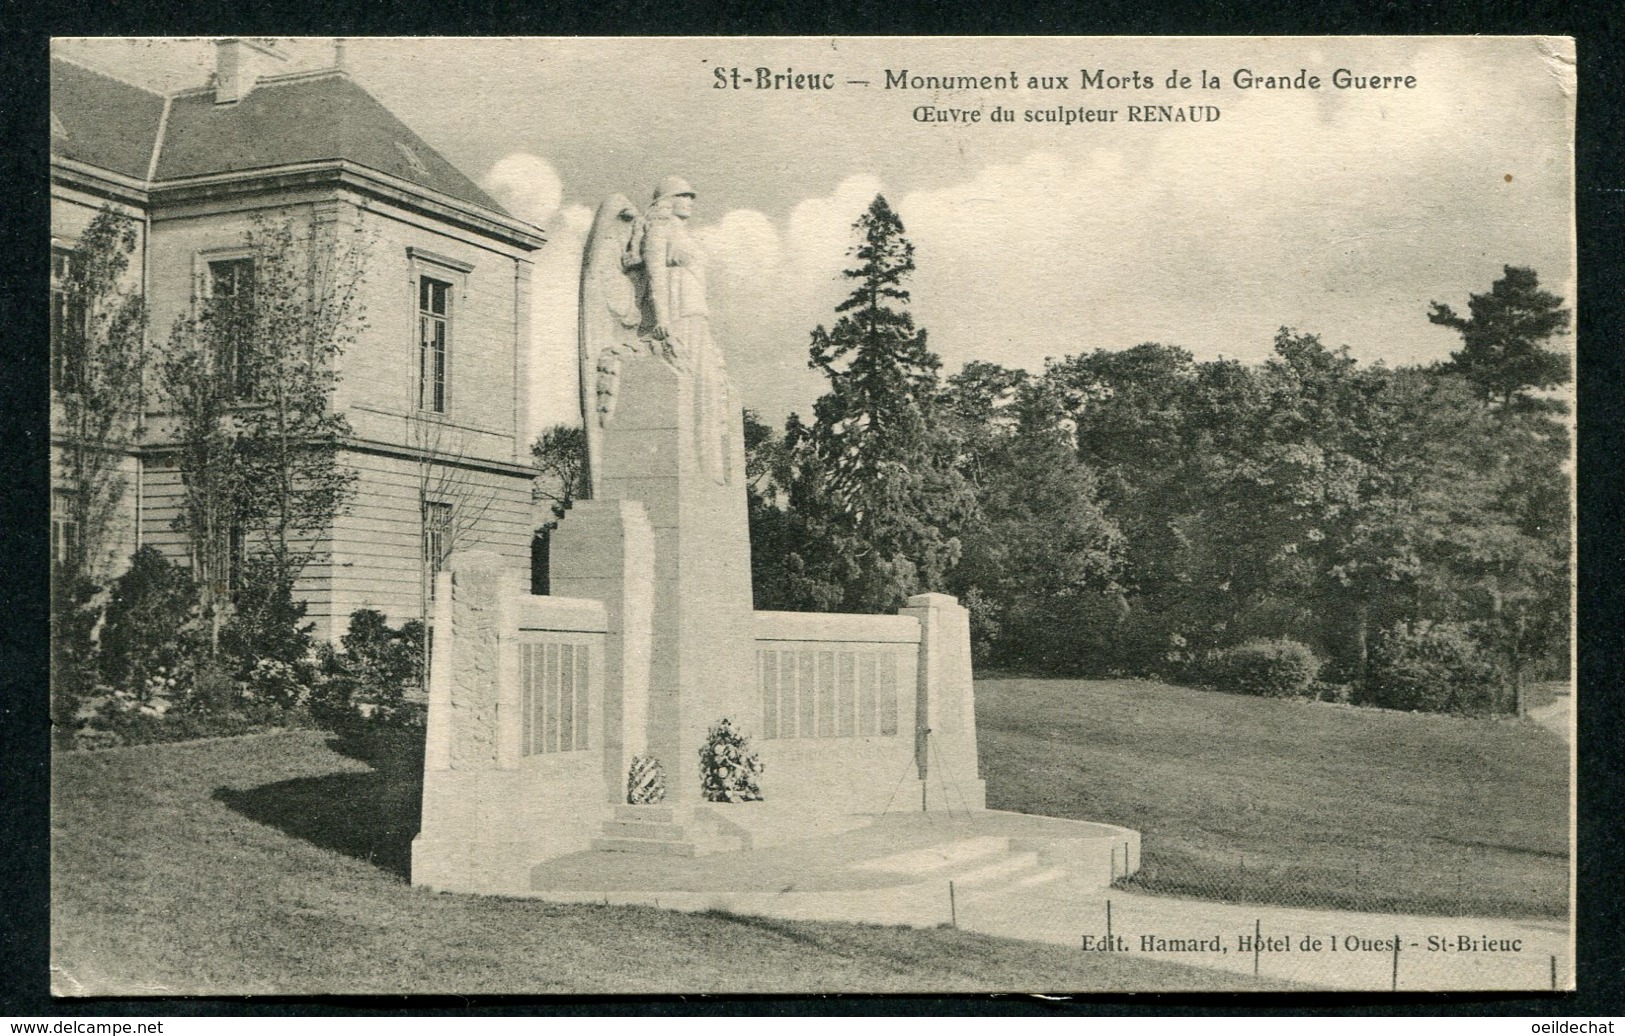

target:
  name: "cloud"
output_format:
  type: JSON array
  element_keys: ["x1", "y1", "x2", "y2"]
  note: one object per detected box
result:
[
  {"x1": 688, "y1": 177, "x2": 896, "y2": 424},
  {"x1": 527, "y1": 203, "x2": 596, "y2": 436},
  {"x1": 698, "y1": 208, "x2": 783, "y2": 283},
  {"x1": 786, "y1": 174, "x2": 885, "y2": 285},
  {"x1": 483, "y1": 153, "x2": 564, "y2": 226}
]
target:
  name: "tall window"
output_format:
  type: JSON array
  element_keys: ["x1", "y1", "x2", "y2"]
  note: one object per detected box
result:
[
  {"x1": 227, "y1": 526, "x2": 245, "y2": 594},
  {"x1": 51, "y1": 249, "x2": 86, "y2": 393},
  {"x1": 51, "y1": 489, "x2": 80, "y2": 569},
  {"x1": 418, "y1": 276, "x2": 450, "y2": 413},
  {"x1": 209, "y1": 258, "x2": 256, "y2": 399},
  {"x1": 423, "y1": 501, "x2": 453, "y2": 594},
  {"x1": 196, "y1": 524, "x2": 246, "y2": 595}
]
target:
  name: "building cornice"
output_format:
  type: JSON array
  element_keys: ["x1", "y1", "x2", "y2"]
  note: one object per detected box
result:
[
  {"x1": 147, "y1": 161, "x2": 545, "y2": 251},
  {"x1": 50, "y1": 156, "x2": 151, "y2": 206},
  {"x1": 136, "y1": 433, "x2": 538, "y2": 481}
]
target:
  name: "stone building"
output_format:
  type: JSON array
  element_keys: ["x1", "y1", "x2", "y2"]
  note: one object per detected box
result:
[{"x1": 50, "y1": 40, "x2": 544, "y2": 638}]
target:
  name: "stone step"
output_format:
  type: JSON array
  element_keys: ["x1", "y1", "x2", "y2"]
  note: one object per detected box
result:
[
  {"x1": 1013, "y1": 865, "x2": 1069, "y2": 888},
  {"x1": 614, "y1": 805, "x2": 675, "y2": 824},
  {"x1": 852, "y1": 836, "x2": 1008, "y2": 876},
  {"x1": 591, "y1": 837, "x2": 698, "y2": 857},
  {"x1": 601, "y1": 820, "x2": 687, "y2": 841},
  {"x1": 952, "y1": 852, "x2": 1043, "y2": 888},
  {"x1": 690, "y1": 835, "x2": 745, "y2": 856}
]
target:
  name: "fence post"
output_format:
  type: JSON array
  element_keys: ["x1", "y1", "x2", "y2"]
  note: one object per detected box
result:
[
  {"x1": 1106, "y1": 899, "x2": 1113, "y2": 944},
  {"x1": 1391, "y1": 933, "x2": 1401, "y2": 992},
  {"x1": 1254, "y1": 918, "x2": 1262, "y2": 977},
  {"x1": 949, "y1": 881, "x2": 957, "y2": 928}
]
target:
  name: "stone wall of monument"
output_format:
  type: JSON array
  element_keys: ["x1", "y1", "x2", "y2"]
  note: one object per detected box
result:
[
  {"x1": 749, "y1": 611, "x2": 926, "y2": 815},
  {"x1": 413, "y1": 555, "x2": 612, "y2": 895}
]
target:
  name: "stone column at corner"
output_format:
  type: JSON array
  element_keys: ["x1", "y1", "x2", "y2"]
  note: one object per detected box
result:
[{"x1": 901, "y1": 592, "x2": 987, "y2": 812}]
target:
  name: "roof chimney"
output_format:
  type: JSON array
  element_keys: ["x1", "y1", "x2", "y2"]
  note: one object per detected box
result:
[
  {"x1": 333, "y1": 38, "x2": 348, "y2": 72},
  {"x1": 215, "y1": 37, "x2": 288, "y2": 105}
]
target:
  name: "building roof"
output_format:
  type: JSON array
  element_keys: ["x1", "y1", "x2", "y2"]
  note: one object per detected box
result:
[
  {"x1": 51, "y1": 57, "x2": 511, "y2": 220},
  {"x1": 157, "y1": 72, "x2": 504, "y2": 212},
  {"x1": 50, "y1": 58, "x2": 167, "y2": 180}
]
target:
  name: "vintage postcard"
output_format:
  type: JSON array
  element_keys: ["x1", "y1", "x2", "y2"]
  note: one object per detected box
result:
[{"x1": 48, "y1": 36, "x2": 1575, "y2": 996}]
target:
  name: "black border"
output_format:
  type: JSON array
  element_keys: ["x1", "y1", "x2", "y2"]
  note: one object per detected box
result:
[{"x1": 3, "y1": 1, "x2": 1620, "y2": 1019}]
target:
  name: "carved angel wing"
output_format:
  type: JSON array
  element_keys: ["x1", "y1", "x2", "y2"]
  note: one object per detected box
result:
[{"x1": 578, "y1": 194, "x2": 644, "y2": 497}]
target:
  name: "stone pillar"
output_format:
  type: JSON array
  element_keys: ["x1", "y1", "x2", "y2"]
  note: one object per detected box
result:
[
  {"x1": 414, "y1": 551, "x2": 520, "y2": 891},
  {"x1": 593, "y1": 359, "x2": 757, "y2": 803},
  {"x1": 413, "y1": 549, "x2": 615, "y2": 893},
  {"x1": 901, "y1": 592, "x2": 986, "y2": 812},
  {"x1": 549, "y1": 499, "x2": 656, "y2": 804},
  {"x1": 425, "y1": 550, "x2": 506, "y2": 772}
]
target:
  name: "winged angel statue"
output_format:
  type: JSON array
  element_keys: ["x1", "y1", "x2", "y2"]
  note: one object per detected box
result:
[{"x1": 578, "y1": 176, "x2": 735, "y2": 494}]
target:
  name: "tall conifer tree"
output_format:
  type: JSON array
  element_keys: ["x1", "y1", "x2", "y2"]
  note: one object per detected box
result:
[{"x1": 795, "y1": 195, "x2": 974, "y2": 612}]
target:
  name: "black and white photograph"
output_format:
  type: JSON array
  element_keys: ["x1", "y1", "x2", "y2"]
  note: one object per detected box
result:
[{"x1": 47, "y1": 35, "x2": 1576, "y2": 996}]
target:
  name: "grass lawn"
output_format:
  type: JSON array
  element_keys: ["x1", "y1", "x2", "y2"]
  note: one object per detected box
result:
[
  {"x1": 976, "y1": 678, "x2": 1570, "y2": 919},
  {"x1": 51, "y1": 730, "x2": 1288, "y2": 996}
]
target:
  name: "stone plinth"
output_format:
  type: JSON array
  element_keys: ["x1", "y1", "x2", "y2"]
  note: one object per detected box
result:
[
  {"x1": 412, "y1": 551, "x2": 613, "y2": 894},
  {"x1": 592, "y1": 358, "x2": 757, "y2": 803}
]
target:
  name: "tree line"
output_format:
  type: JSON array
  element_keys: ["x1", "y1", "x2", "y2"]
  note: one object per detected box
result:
[
  {"x1": 728, "y1": 195, "x2": 1571, "y2": 714},
  {"x1": 53, "y1": 193, "x2": 1572, "y2": 747}
]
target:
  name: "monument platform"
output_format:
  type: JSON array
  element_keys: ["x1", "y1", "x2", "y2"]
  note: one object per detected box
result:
[{"x1": 527, "y1": 809, "x2": 1139, "y2": 928}]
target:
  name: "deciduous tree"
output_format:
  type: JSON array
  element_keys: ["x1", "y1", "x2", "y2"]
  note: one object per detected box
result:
[{"x1": 161, "y1": 214, "x2": 366, "y2": 654}]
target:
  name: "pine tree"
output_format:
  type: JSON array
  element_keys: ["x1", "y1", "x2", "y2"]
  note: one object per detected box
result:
[
  {"x1": 808, "y1": 195, "x2": 943, "y2": 508},
  {"x1": 796, "y1": 195, "x2": 975, "y2": 613},
  {"x1": 1429, "y1": 266, "x2": 1571, "y2": 410}
]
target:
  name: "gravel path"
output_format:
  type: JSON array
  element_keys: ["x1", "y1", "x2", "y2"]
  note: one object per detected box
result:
[{"x1": 1527, "y1": 692, "x2": 1572, "y2": 743}]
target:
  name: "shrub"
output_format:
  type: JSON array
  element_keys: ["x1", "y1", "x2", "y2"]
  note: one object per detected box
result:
[
  {"x1": 98, "y1": 546, "x2": 197, "y2": 692},
  {"x1": 627, "y1": 755, "x2": 667, "y2": 804},
  {"x1": 1312, "y1": 680, "x2": 1353, "y2": 705},
  {"x1": 312, "y1": 609, "x2": 426, "y2": 731},
  {"x1": 1360, "y1": 622, "x2": 1504, "y2": 715},
  {"x1": 220, "y1": 555, "x2": 314, "y2": 680},
  {"x1": 174, "y1": 660, "x2": 240, "y2": 717},
  {"x1": 698, "y1": 719, "x2": 763, "y2": 802},
  {"x1": 1204, "y1": 638, "x2": 1321, "y2": 698},
  {"x1": 244, "y1": 657, "x2": 309, "y2": 710},
  {"x1": 78, "y1": 658, "x2": 305, "y2": 749},
  {"x1": 51, "y1": 570, "x2": 104, "y2": 747}
]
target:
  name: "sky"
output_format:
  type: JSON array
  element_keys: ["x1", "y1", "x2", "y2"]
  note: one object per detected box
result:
[{"x1": 55, "y1": 36, "x2": 1577, "y2": 438}]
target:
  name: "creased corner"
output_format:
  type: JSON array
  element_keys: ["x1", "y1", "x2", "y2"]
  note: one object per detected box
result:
[{"x1": 1533, "y1": 36, "x2": 1577, "y2": 97}]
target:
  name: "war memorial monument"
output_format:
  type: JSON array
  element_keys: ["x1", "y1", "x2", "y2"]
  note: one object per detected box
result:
[{"x1": 409, "y1": 178, "x2": 1141, "y2": 919}]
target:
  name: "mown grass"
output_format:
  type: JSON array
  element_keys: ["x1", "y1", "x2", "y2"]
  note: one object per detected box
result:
[
  {"x1": 977, "y1": 678, "x2": 1569, "y2": 919},
  {"x1": 51, "y1": 730, "x2": 1287, "y2": 996}
]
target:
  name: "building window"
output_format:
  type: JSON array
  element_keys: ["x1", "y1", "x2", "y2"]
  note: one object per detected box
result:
[
  {"x1": 51, "y1": 249, "x2": 86, "y2": 393},
  {"x1": 520, "y1": 641, "x2": 591, "y2": 755},
  {"x1": 51, "y1": 489, "x2": 80, "y2": 569},
  {"x1": 208, "y1": 258, "x2": 256, "y2": 399},
  {"x1": 227, "y1": 526, "x2": 245, "y2": 594},
  {"x1": 417, "y1": 276, "x2": 450, "y2": 413},
  {"x1": 198, "y1": 525, "x2": 246, "y2": 595},
  {"x1": 422, "y1": 501, "x2": 453, "y2": 592}
]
